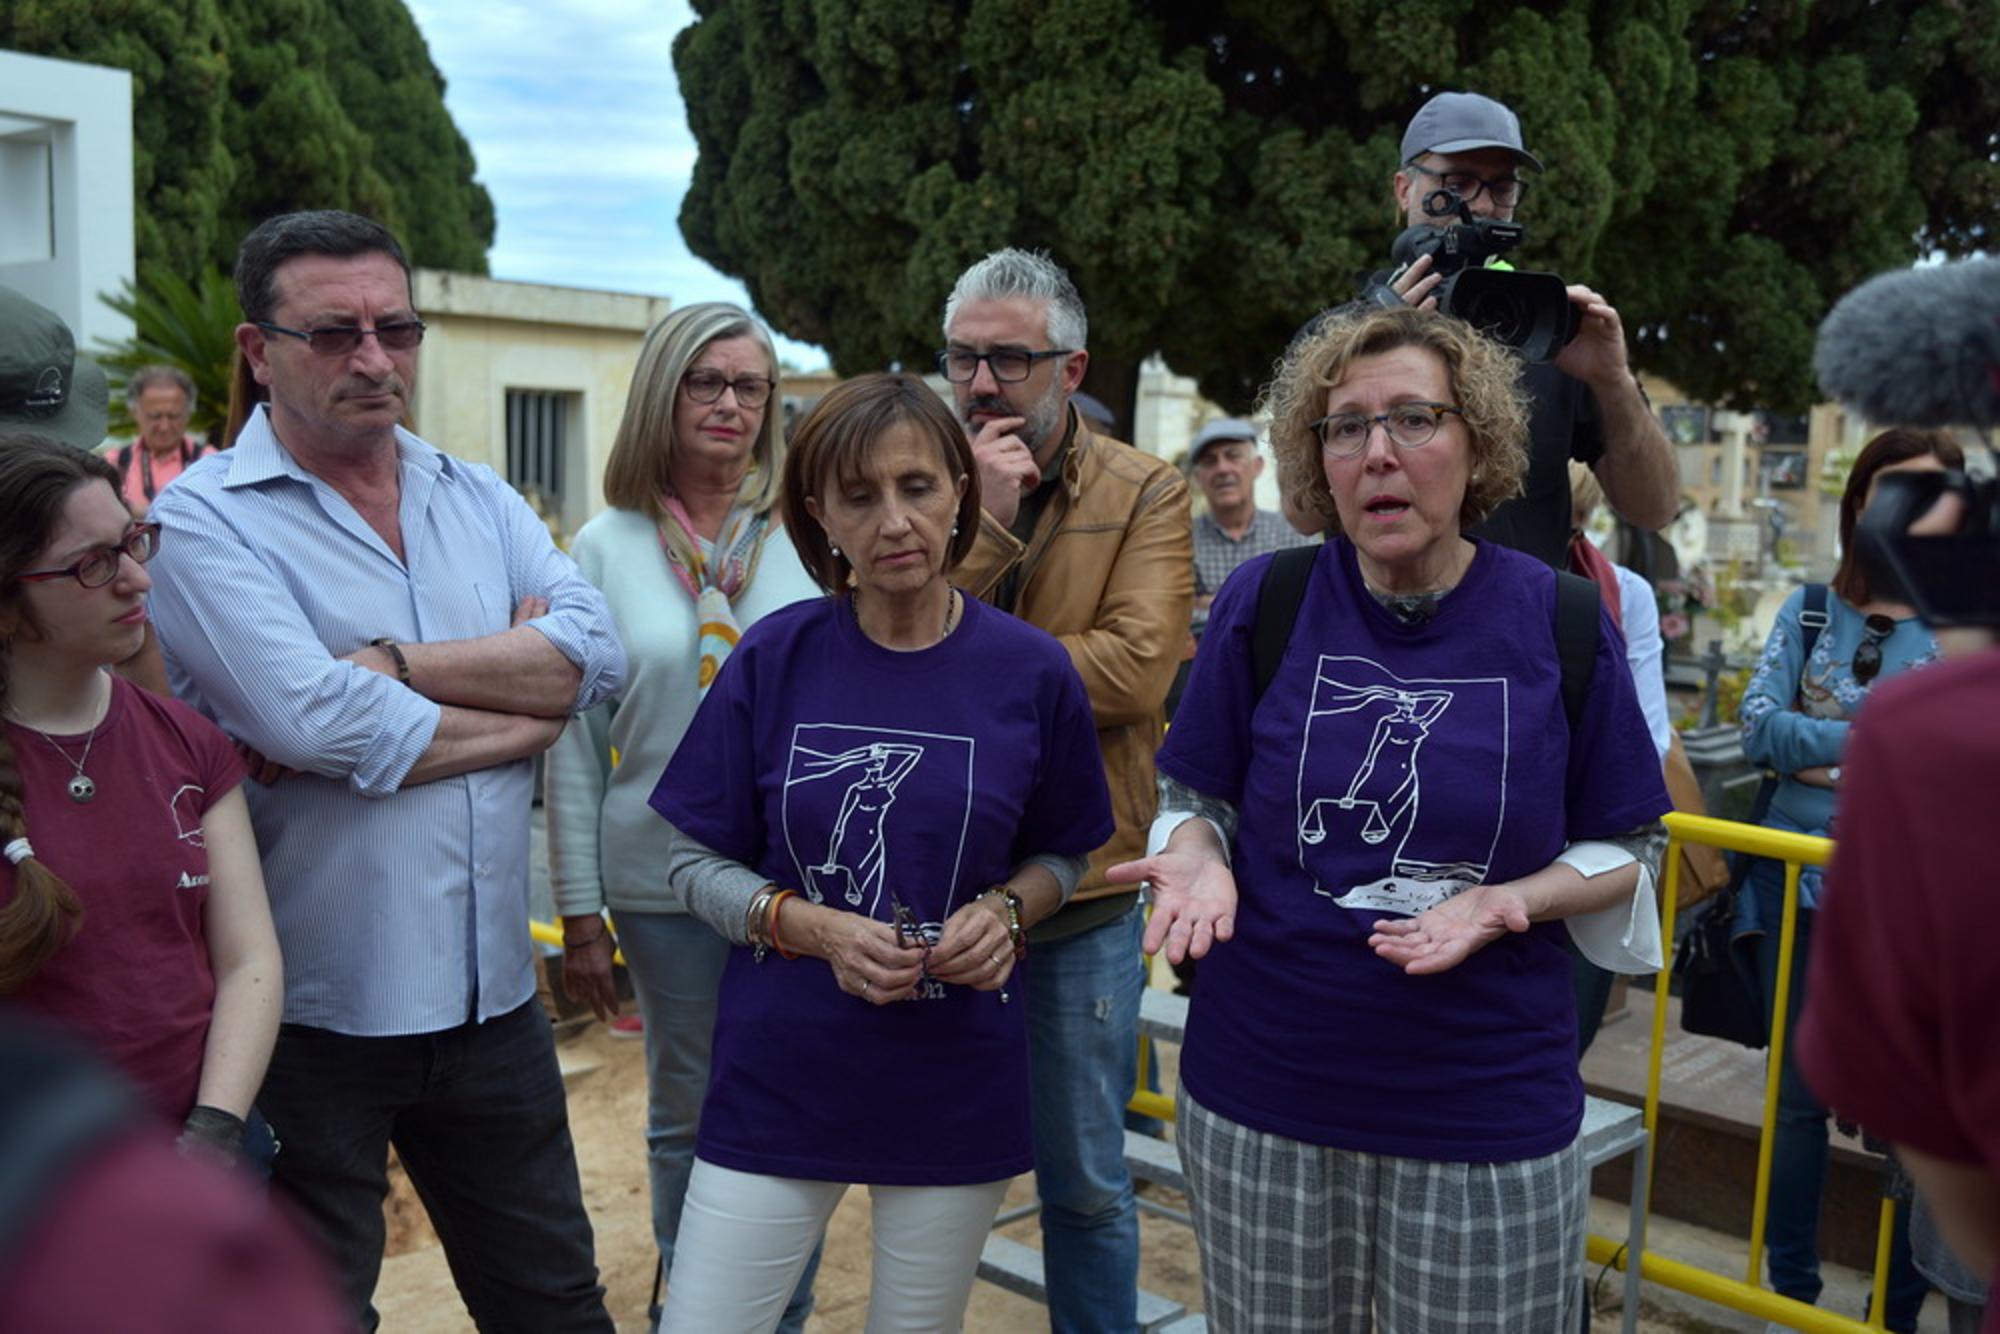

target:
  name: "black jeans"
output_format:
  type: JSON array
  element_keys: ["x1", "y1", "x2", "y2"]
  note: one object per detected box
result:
[{"x1": 259, "y1": 1000, "x2": 612, "y2": 1333}]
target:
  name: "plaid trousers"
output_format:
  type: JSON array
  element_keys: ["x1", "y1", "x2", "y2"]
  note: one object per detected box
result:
[{"x1": 1177, "y1": 1084, "x2": 1587, "y2": 1333}]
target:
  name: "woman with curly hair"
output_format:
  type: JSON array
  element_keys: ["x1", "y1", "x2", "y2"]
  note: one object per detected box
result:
[{"x1": 1110, "y1": 305, "x2": 1671, "y2": 1331}]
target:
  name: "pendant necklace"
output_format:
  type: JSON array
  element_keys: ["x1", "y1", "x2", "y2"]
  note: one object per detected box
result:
[{"x1": 17, "y1": 718, "x2": 103, "y2": 803}]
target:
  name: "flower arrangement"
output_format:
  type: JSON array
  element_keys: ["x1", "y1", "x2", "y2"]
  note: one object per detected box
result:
[{"x1": 1655, "y1": 564, "x2": 1716, "y2": 646}]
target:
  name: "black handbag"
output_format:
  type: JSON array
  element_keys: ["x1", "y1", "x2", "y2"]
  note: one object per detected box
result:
[
  {"x1": 1674, "y1": 878, "x2": 1768, "y2": 1049},
  {"x1": 1675, "y1": 766, "x2": 1779, "y2": 1048}
]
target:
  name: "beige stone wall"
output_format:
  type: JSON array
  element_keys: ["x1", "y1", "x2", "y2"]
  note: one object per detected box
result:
[{"x1": 408, "y1": 270, "x2": 671, "y2": 537}]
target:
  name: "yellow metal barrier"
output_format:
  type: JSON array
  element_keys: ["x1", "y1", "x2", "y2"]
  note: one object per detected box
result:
[
  {"x1": 528, "y1": 916, "x2": 626, "y2": 968},
  {"x1": 1121, "y1": 812, "x2": 1902, "y2": 1332},
  {"x1": 1626, "y1": 811, "x2": 1895, "y2": 1332}
]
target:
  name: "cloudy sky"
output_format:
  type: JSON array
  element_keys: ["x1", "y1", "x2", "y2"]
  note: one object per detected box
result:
[{"x1": 403, "y1": 0, "x2": 828, "y2": 369}]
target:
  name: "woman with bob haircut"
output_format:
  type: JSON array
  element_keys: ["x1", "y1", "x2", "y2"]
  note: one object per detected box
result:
[
  {"x1": 647, "y1": 372, "x2": 1112, "y2": 1333},
  {"x1": 0, "y1": 433, "x2": 281, "y2": 1164},
  {"x1": 1734, "y1": 425, "x2": 1962, "y2": 1326},
  {"x1": 542, "y1": 301, "x2": 825, "y2": 1325},
  {"x1": 1110, "y1": 305, "x2": 1671, "y2": 1330}
]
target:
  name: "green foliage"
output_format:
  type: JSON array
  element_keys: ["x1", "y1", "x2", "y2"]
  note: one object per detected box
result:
[
  {"x1": 92, "y1": 265, "x2": 241, "y2": 444},
  {"x1": 675, "y1": 0, "x2": 1998, "y2": 414},
  {"x1": 1, "y1": 0, "x2": 493, "y2": 276}
]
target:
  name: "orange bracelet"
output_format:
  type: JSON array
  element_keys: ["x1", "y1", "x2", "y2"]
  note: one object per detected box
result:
[{"x1": 767, "y1": 889, "x2": 801, "y2": 960}]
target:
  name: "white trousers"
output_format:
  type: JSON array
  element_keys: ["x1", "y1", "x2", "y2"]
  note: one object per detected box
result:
[{"x1": 661, "y1": 1158, "x2": 1010, "y2": 1334}]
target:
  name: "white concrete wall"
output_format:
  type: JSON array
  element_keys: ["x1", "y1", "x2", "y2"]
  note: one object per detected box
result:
[{"x1": 0, "y1": 49, "x2": 134, "y2": 349}]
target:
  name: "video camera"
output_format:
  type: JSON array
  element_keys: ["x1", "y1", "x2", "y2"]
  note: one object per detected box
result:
[
  {"x1": 1815, "y1": 259, "x2": 2000, "y2": 629},
  {"x1": 1384, "y1": 190, "x2": 1580, "y2": 364}
]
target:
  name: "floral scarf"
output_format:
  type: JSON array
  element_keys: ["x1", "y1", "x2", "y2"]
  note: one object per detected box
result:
[{"x1": 658, "y1": 493, "x2": 768, "y2": 695}]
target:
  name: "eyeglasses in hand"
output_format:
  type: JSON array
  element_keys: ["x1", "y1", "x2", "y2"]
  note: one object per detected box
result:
[
  {"x1": 1311, "y1": 403, "x2": 1465, "y2": 458},
  {"x1": 18, "y1": 522, "x2": 162, "y2": 589},
  {"x1": 681, "y1": 369, "x2": 775, "y2": 409},
  {"x1": 936, "y1": 347, "x2": 1073, "y2": 384},
  {"x1": 256, "y1": 320, "x2": 427, "y2": 356}
]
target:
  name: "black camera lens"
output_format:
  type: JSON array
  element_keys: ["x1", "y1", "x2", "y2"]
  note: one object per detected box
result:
[{"x1": 1439, "y1": 269, "x2": 1580, "y2": 364}]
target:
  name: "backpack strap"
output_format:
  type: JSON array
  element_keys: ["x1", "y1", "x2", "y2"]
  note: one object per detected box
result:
[
  {"x1": 1797, "y1": 583, "x2": 1829, "y2": 660},
  {"x1": 1254, "y1": 551, "x2": 1597, "y2": 731},
  {"x1": 1251, "y1": 544, "x2": 1320, "y2": 699},
  {"x1": 1553, "y1": 570, "x2": 1600, "y2": 734}
]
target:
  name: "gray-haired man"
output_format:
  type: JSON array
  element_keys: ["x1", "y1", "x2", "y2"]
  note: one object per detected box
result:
[{"x1": 110, "y1": 365, "x2": 210, "y2": 516}]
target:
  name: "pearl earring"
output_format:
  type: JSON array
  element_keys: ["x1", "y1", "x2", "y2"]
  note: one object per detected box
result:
[
  {"x1": 950, "y1": 523, "x2": 959, "y2": 539},
  {"x1": 830, "y1": 544, "x2": 841, "y2": 557}
]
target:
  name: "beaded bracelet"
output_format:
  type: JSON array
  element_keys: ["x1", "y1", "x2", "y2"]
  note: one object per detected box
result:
[{"x1": 982, "y1": 885, "x2": 1028, "y2": 959}]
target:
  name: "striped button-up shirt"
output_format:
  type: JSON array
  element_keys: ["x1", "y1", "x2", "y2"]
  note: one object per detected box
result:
[{"x1": 149, "y1": 407, "x2": 625, "y2": 1036}]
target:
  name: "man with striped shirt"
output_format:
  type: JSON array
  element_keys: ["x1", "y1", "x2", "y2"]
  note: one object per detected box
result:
[{"x1": 149, "y1": 210, "x2": 625, "y2": 1333}]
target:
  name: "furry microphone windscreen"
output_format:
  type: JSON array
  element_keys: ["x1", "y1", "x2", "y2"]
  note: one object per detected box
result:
[{"x1": 1814, "y1": 259, "x2": 2000, "y2": 430}]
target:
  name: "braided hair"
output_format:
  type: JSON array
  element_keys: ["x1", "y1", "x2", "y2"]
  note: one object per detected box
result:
[{"x1": 0, "y1": 434, "x2": 122, "y2": 991}]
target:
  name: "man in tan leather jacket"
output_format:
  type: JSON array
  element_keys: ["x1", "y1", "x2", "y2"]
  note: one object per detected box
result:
[{"x1": 940, "y1": 248, "x2": 1192, "y2": 1332}]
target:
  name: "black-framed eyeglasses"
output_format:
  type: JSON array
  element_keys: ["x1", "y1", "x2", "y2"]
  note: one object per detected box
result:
[
  {"x1": 17, "y1": 523, "x2": 161, "y2": 589},
  {"x1": 1406, "y1": 163, "x2": 1530, "y2": 209},
  {"x1": 1851, "y1": 613, "x2": 1897, "y2": 685},
  {"x1": 1312, "y1": 403, "x2": 1465, "y2": 458},
  {"x1": 257, "y1": 319, "x2": 427, "y2": 356},
  {"x1": 936, "y1": 347, "x2": 1073, "y2": 384},
  {"x1": 681, "y1": 369, "x2": 775, "y2": 409}
]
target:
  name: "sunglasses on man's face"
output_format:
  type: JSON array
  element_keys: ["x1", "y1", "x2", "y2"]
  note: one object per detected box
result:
[
  {"x1": 1851, "y1": 613, "x2": 1897, "y2": 685},
  {"x1": 256, "y1": 319, "x2": 427, "y2": 356}
]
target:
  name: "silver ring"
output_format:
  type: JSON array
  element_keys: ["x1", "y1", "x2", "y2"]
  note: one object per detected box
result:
[
  {"x1": 989, "y1": 952, "x2": 1002, "y2": 967},
  {"x1": 861, "y1": 979, "x2": 871, "y2": 996}
]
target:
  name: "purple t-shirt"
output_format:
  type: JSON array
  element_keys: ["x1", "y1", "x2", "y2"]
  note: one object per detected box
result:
[
  {"x1": 649, "y1": 592, "x2": 1114, "y2": 1185},
  {"x1": 1160, "y1": 539, "x2": 1667, "y2": 1162}
]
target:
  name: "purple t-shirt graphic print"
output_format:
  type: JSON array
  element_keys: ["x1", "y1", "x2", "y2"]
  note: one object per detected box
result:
[
  {"x1": 785, "y1": 724, "x2": 970, "y2": 932},
  {"x1": 1160, "y1": 538, "x2": 1667, "y2": 1162},
  {"x1": 1298, "y1": 656, "x2": 1510, "y2": 914},
  {"x1": 650, "y1": 592, "x2": 1112, "y2": 1185}
]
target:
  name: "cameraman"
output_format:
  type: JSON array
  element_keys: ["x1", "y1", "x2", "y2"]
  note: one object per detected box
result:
[{"x1": 1297, "y1": 92, "x2": 1678, "y2": 567}]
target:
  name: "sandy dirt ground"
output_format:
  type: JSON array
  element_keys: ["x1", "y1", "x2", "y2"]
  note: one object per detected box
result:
[
  {"x1": 373, "y1": 1019, "x2": 1202, "y2": 1332},
  {"x1": 370, "y1": 1012, "x2": 1707, "y2": 1333}
]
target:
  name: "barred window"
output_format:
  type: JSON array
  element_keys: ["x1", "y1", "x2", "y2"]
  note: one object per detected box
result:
[{"x1": 505, "y1": 389, "x2": 576, "y2": 515}]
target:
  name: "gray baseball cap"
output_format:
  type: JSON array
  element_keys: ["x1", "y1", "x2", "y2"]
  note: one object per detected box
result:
[
  {"x1": 0, "y1": 286, "x2": 109, "y2": 450},
  {"x1": 1400, "y1": 91, "x2": 1543, "y2": 171},
  {"x1": 1188, "y1": 417, "x2": 1259, "y2": 468}
]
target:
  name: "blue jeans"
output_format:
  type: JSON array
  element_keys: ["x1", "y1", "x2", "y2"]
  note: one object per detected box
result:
[
  {"x1": 617, "y1": 910, "x2": 819, "y2": 1334},
  {"x1": 1750, "y1": 864, "x2": 1926, "y2": 1329},
  {"x1": 257, "y1": 999, "x2": 611, "y2": 1333},
  {"x1": 1027, "y1": 905, "x2": 1143, "y2": 1334}
]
